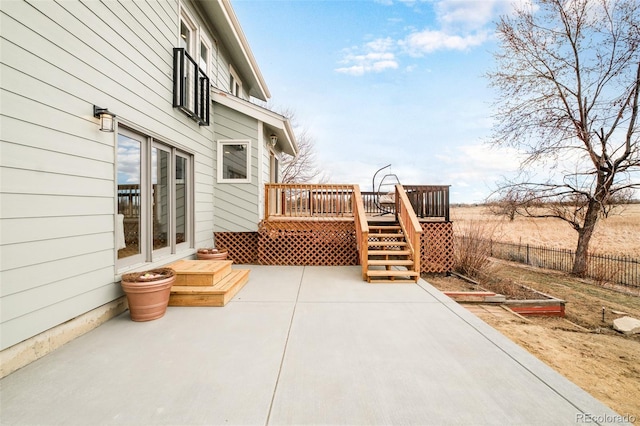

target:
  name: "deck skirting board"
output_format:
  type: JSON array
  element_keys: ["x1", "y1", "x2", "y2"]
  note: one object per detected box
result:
[{"x1": 215, "y1": 220, "x2": 454, "y2": 273}]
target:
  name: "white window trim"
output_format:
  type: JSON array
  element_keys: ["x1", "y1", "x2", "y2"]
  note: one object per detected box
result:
[
  {"x1": 179, "y1": 4, "x2": 198, "y2": 57},
  {"x1": 200, "y1": 33, "x2": 212, "y2": 78},
  {"x1": 217, "y1": 139, "x2": 251, "y2": 184},
  {"x1": 229, "y1": 65, "x2": 242, "y2": 97}
]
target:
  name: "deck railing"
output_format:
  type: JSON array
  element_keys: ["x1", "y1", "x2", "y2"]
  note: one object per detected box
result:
[
  {"x1": 394, "y1": 184, "x2": 422, "y2": 276},
  {"x1": 352, "y1": 185, "x2": 369, "y2": 279},
  {"x1": 262, "y1": 183, "x2": 432, "y2": 278},
  {"x1": 404, "y1": 185, "x2": 450, "y2": 221},
  {"x1": 361, "y1": 185, "x2": 450, "y2": 221},
  {"x1": 118, "y1": 184, "x2": 141, "y2": 218},
  {"x1": 265, "y1": 183, "x2": 357, "y2": 219}
]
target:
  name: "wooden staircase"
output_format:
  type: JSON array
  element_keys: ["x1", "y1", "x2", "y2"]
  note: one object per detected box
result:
[
  {"x1": 167, "y1": 259, "x2": 250, "y2": 307},
  {"x1": 366, "y1": 222, "x2": 420, "y2": 283}
]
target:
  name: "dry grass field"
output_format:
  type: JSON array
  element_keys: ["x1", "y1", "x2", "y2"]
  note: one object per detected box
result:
[{"x1": 451, "y1": 203, "x2": 640, "y2": 258}]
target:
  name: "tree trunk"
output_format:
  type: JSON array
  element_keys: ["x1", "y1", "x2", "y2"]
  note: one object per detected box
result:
[{"x1": 572, "y1": 201, "x2": 600, "y2": 276}]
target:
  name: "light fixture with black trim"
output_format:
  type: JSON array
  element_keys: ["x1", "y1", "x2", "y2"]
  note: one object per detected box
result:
[{"x1": 93, "y1": 105, "x2": 116, "y2": 132}]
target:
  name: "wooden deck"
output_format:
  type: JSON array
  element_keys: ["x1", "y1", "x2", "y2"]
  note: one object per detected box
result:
[{"x1": 215, "y1": 183, "x2": 454, "y2": 278}]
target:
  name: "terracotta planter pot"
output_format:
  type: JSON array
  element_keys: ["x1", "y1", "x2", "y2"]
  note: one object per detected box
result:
[
  {"x1": 196, "y1": 248, "x2": 228, "y2": 260},
  {"x1": 121, "y1": 268, "x2": 175, "y2": 321}
]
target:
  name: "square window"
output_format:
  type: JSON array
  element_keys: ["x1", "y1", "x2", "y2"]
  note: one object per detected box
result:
[{"x1": 217, "y1": 140, "x2": 251, "y2": 183}]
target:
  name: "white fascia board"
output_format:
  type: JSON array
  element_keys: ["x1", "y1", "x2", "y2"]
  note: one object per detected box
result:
[
  {"x1": 283, "y1": 119, "x2": 298, "y2": 156},
  {"x1": 218, "y1": 0, "x2": 270, "y2": 100}
]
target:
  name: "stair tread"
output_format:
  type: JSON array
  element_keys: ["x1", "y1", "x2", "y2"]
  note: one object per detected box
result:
[
  {"x1": 368, "y1": 240, "x2": 407, "y2": 245},
  {"x1": 168, "y1": 259, "x2": 233, "y2": 286},
  {"x1": 368, "y1": 249, "x2": 411, "y2": 255},
  {"x1": 369, "y1": 225, "x2": 401, "y2": 230},
  {"x1": 171, "y1": 270, "x2": 249, "y2": 294},
  {"x1": 367, "y1": 259, "x2": 414, "y2": 266},
  {"x1": 370, "y1": 233, "x2": 404, "y2": 238},
  {"x1": 168, "y1": 259, "x2": 232, "y2": 274},
  {"x1": 367, "y1": 269, "x2": 419, "y2": 277},
  {"x1": 368, "y1": 279, "x2": 417, "y2": 284}
]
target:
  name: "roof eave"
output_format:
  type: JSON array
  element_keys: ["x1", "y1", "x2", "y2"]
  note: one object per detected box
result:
[{"x1": 212, "y1": 90, "x2": 298, "y2": 156}]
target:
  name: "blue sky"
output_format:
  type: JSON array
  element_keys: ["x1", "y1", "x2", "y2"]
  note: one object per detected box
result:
[{"x1": 232, "y1": 0, "x2": 521, "y2": 204}]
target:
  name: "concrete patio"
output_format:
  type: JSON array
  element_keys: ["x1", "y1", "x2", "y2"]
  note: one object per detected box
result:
[{"x1": 0, "y1": 265, "x2": 630, "y2": 425}]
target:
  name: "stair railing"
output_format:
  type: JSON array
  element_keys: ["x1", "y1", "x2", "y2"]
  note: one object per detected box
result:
[
  {"x1": 352, "y1": 185, "x2": 369, "y2": 280},
  {"x1": 395, "y1": 184, "x2": 422, "y2": 278}
]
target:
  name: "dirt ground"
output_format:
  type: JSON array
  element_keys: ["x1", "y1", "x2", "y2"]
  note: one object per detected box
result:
[{"x1": 426, "y1": 264, "x2": 640, "y2": 425}]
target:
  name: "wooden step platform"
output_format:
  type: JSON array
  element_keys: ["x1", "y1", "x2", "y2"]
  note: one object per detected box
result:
[
  {"x1": 167, "y1": 259, "x2": 249, "y2": 307},
  {"x1": 168, "y1": 259, "x2": 233, "y2": 286},
  {"x1": 367, "y1": 269, "x2": 419, "y2": 278},
  {"x1": 366, "y1": 268, "x2": 419, "y2": 284},
  {"x1": 169, "y1": 270, "x2": 250, "y2": 307}
]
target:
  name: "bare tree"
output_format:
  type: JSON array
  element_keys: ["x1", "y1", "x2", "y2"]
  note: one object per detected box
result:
[
  {"x1": 486, "y1": 0, "x2": 640, "y2": 276},
  {"x1": 276, "y1": 107, "x2": 327, "y2": 184},
  {"x1": 488, "y1": 187, "x2": 534, "y2": 221}
]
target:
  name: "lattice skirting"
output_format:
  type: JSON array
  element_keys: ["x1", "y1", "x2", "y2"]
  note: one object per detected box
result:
[
  {"x1": 214, "y1": 232, "x2": 259, "y2": 265},
  {"x1": 258, "y1": 221, "x2": 358, "y2": 266},
  {"x1": 420, "y1": 222, "x2": 454, "y2": 273},
  {"x1": 215, "y1": 221, "x2": 453, "y2": 273}
]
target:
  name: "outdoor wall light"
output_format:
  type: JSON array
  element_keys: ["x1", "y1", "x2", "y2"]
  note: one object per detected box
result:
[
  {"x1": 93, "y1": 105, "x2": 116, "y2": 132},
  {"x1": 269, "y1": 134, "x2": 278, "y2": 148}
]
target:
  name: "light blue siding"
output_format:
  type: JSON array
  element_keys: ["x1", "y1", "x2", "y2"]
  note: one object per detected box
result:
[{"x1": 0, "y1": 0, "x2": 221, "y2": 350}]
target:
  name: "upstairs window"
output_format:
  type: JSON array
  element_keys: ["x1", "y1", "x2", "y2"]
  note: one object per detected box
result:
[
  {"x1": 180, "y1": 20, "x2": 192, "y2": 52},
  {"x1": 174, "y1": 7, "x2": 209, "y2": 125},
  {"x1": 229, "y1": 65, "x2": 242, "y2": 97},
  {"x1": 200, "y1": 35, "x2": 211, "y2": 77},
  {"x1": 217, "y1": 140, "x2": 251, "y2": 183}
]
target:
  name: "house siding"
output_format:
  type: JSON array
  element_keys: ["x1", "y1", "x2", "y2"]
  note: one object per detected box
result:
[
  {"x1": 213, "y1": 103, "x2": 260, "y2": 232},
  {"x1": 0, "y1": 0, "x2": 219, "y2": 350}
]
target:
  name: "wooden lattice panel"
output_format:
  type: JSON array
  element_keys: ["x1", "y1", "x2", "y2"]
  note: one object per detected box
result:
[
  {"x1": 214, "y1": 232, "x2": 259, "y2": 264},
  {"x1": 215, "y1": 221, "x2": 453, "y2": 272},
  {"x1": 420, "y1": 222, "x2": 454, "y2": 273},
  {"x1": 258, "y1": 220, "x2": 358, "y2": 266}
]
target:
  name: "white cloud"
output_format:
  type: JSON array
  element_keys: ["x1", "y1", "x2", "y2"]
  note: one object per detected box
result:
[
  {"x1": 335, "y1": 0, "x2": 505, "y2": 75},
  {"x1": 335, "y1": 37, "x2": 399, "y2": 76},
  {"x1": 401, "y1": 29, "x2": 489, "y2": 55},
  {"x1": 374, "y1": 0, "x2": 429, "y2": 5},
  {"x1": 436, "y1": 0, "x2": 501, "y2": 28}
]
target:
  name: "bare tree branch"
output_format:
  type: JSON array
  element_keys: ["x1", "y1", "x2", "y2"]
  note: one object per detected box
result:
[
  {"x1": 486, "y1": 0, "x2": 640, "y2": 275},
  {"x1": 273, "y1": 107, "x2": 327, "y2": 184}
]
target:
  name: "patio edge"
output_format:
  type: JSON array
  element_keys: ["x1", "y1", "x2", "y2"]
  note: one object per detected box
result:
[{"x1": 0, "y1": 297, "x2": 128, "y2": 379}]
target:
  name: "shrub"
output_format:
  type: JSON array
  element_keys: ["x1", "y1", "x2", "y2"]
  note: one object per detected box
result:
[{"x1": 453, "y1": 220, "x2": 496, "y2": 278}]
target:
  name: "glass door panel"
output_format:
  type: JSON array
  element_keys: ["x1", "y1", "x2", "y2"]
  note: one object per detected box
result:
[
  {"x1": 152, "y1": 147, "x2": 170, "y2": 252},
  {"x1": 175, "y1": 155, "x2": 188, "y2": 245},
  {"x1": 117, "y1": 132, "x2": 142, "y2": 261}
]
